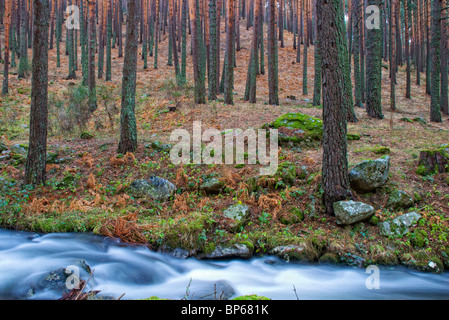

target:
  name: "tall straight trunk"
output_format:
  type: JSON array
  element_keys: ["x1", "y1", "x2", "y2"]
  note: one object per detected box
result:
[
  {"x1": 155, "y1": 0, "x2": 160, "y2": 69},
  {"x1": 18, "y1": 0, "x2": 28, "y2": 78},
  {"x1": 98, "y1": 0, "x2": 105, "y2": 78},
  {"x1": 88, "y1": 0, "x2": 97, "y2": 112},
  {"x1": 224, "y1": 0, "x2": 235, "y2": 104},
  {"x1": 317, "y1": 0, "x2": 353, "y2": 215},
  {"x1": 430, "y1": 0, "x2": 442, "y2": 122},
  {"x1": 425, "y1": 0, "x2": 431, "y2": 94},
  {"x1": 279, "y1": 0, "x2": 284, "y2": 47},
  {"x1": 416, "y1": 0, "x2": 421, "y2": 84},
  {"x1": 118, "y1": 0, "x2": 139, "y2": 154},
  {"x1": 390, "y1": 0, "x2": 396, "y2": 110},
  {"x1": 258, "y1": 0, "x2": 264, "y2": 75},
  {"x1": 302, "y1": 0, "x2": 307, "y2": 95},
  {"x1": 80, "y1": 0, "x2": 88, "y2": 85},
  {"x1": 296, "y1": 0, "x2": 301, "y2": 62},
  {"x1": 170, "y1": 0, "x2": 180, "y2": 78},
  {"x1": 267, "y1": 0, "x2": 279, "y2": 105},
  {"x1": 24, "y1": 0, "x2": 50, "y2": 186},
  {"x1": 244, "y1": 0, "x2": 259, "y2": 103},
  {"x1": 441, "y1": 3, "x2": 448, "y2": 115},
  {"x1": 106, "y1": 0, "x2": 112, "y2": 80},
  {"x1": 2, "y1": 0, "x2": 11, "y2": 95},
  {"x1": 189, "y1": 0, "x2": 206, "y2": 103},
  {"x1": 180, "y1": 0, "x2": 187, "y2": 84},
  {"x1": 208, "y1": 0, "x2": 218, "y2": 99},
  {"x1": 405, "y1": 0, "x2": 411, "y2": 98},
  {"x1": 366, "y1": 0, "x2": 384, "y2": 119},
  {"x1": 353, "y1": 0, "x2": 363, "y2": 107},
  {"x1": 118, "y1": 0, "x2": 123, "y2": 57}
]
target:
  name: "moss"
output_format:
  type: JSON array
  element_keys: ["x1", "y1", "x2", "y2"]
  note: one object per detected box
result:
[
  {"x1": 400, "y1": 251, "x2": 444, "y2": 273},
  {"x1": 410, "y1": 230, "x2": 428, "y2": 248},
  {"x1": 416, "y1": 164, "x2": 428, "y2": 176},
  {"x1": 203, "y1": 241, "x2": 217, "y2": 254},
  {"x1": 232, "y1": 294, "x2": 271, "y2": 300},
  {"x1": 80, "y1": 132, "x2": 94, "y2": 140},
  {"x1": 371, "y1": 146, "x2": 390, "y2": 155},
  {"x1": 400, "y1": 117, "x2": 413, "y2": 123},
  {"x1": 368, "y1": 215, "x2": 380, "y2": 226},
  {"x1": 319, "y1": 252, "x2": 340, "y2": 264},
  {"x1": 266, "y1": 112, "x2": 323, "y2": 140},
  {"x1": 347, "y1": 133, "x2": 361, "y2": 140}
]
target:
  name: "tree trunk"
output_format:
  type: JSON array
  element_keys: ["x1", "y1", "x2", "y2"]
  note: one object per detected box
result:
[
  {"x1": 405, "y1": 0, "x2": 411, "y2": 99},
  {"x1": 441, "y1": 1, "x2": 449, "y2": 115},
  {"x1": 224, "y1": 0, "x2": 235, "y2": 104},
  {"x1": 118, "y1": 0, "x2": 139, "y2": 154},
  {"x1": 365, "y1": 0, "x2": 384, "y2": 119},
  {"x1": 24, "y1": 0, "x2": 50, "y2": 186},
  {"x1": 2, "y1": 0, "x2": 11, "y2": 95},
  {"x1": 267, "y1": 0, "x2": 279, "y2": 105},
  {"x1": 317, "y1": 0, "x2": 353, "y2": 215},
  {"x1": 430, "y1": 0, "x2": 442, "y2": 122},
  {"x1": 88, "y1": 0, "x2": 97, "y2": 112}
]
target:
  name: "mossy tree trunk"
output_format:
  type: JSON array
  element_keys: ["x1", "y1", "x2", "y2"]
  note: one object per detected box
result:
[
  {"x1": 118, "y1": 0, "x2": 139, "y2": 154},
  {"x1": 88, "y1": 0, "x2": 97, "y2": 112},
  {"x1": 430, "y1": 0, "x2": 442, "y2": 122}
]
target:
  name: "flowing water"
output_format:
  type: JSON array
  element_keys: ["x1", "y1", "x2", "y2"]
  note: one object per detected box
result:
[{"x1": 0, "y1": 229, "x2": 448, "y2": 300}]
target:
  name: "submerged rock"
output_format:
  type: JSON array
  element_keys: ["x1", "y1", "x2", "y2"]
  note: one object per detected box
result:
[
  {"x1": 349, "y1": 156, "x2": 390, "y2": 193},
  {"x1": 333, "y1": 200, "x2": 375, "y2": 225},
  {"x1": 127, "y1": 177, "x2": 176, "y2": 201}
]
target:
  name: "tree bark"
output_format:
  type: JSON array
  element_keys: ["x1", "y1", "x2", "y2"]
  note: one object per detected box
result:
[
  {"x1": 430, "y1": 0, "x2": 442, "y2": 122},
  {"x1": 224, "y1": 0, "x2": 235, "y2": 104},
  {"x1": 118, "y1": 0, "x2": 139, "y2": 154},
  {"x1": 317, "y1": 0, "x2": 353, "y2": 215},
  {"x1": 267, "y1": 0, "x2": 279, "y2": 105},
  {"x1": 24, "y1": 0, "x2": 50, "y2": 186}
]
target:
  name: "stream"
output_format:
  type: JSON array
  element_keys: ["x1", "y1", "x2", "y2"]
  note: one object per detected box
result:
[{"x1": 0, "y1": 229, "x2": 448, "y2": 300}]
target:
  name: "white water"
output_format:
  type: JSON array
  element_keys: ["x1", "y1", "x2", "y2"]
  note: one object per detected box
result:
[{"x1": 0, "y1": 229, "x2": 448, "y2": 300}]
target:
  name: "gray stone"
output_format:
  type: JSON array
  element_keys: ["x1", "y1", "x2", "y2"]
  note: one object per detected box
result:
[
  {"x1": 185, "y1": 280, "x2": 235, "y2": 300},
  {"x1": 223, "y1": 204, "x2": 250, "y2": 228},
  {"x1": 200, "y1": 178, "x2": 224, "y2": 194},
  {"x1": 349, "y1": 156, "x2": 390, "y2": 193},
  {"x1": 333, "y1": 200, "x2": 375, "y2": 225},
  {"x1": 380, "y1": 211, "x2": 422, "y2": 237},
  {"x1": 200, "y1": 244, "x2": 252, "y2": 259},
  {"x1": 10, "y1": 144, "x2": 27, "y2": 156},
  {"x1": 386, "y1": 190, "x2": 414, "y2": 210},
  {"x1": 269, "y1": 245, "x2": 309, "y2": 262},
  {"x1": 127, "y1": 177, "x2": 176, "y2": 201}
]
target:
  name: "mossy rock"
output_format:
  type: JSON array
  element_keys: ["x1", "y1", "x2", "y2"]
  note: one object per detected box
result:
[
  {"x1": 400, "y1": 251, "x2": 444, "y2": 273},
  {"x1": 80, "y1": 132, "x2": 94, "y2": 140},
  {"x1": 413, "y1": 117, "x2": 427, "y2": 125},
  {"x1": 410, "y1": 230, "x2": 428, "y2": 248},
  {"x1": 347, "y1": 133, "x2": 361, "y2": 141},
  {"x1": 279, "y1": 207, "x2": 304, "y2": 225},
  {"x1": 276, "y1": 161, "x2": 297, "y2": 187},
  {"x1": 400, "y1": 117, "x2": 413, "y2": 123},
  {"x1": 371, "y1": 146, "x2": 390, "y2": 155},
  {"x1": 319, "y1": 252, "x2": 340, "y2": 264}
]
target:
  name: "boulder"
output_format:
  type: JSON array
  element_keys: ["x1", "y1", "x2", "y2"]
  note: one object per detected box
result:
[
  {"x1": 349, "y1": 156, "x2": 390, "y2": 193},
  {"x1": 379, "y1": 211, "x2": 421, "y2": 237},
  {"x1": 199, "y1": 177, "x2": 224, "y2": 194},
  {"x1": 10, "y1": 144, "x2": 27, "y2": 156},
  {"x1": 333, "y1": 200, "x2": 375, "y2": 225},
  {"x1": 385, "y1": 190, "x2": 414, "y2": 210},
  {"x1": 127, "y1": 177, "x2": 176, "y2": 201},
  {"x1": 269, "y1": 244, "x2": 312, "y2": 262},
  {"x1": 223, "y1": 204, "x2": 250, "y2": 228}
]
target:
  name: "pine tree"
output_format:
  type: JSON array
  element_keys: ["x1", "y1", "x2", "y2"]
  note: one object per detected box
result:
[
  {"x1": 2, "y1": 0, "x2": 12, "y2": 95},
  {"x1": 224, "y1": 0, "x2": 236, "y2": 104},
  {"x1": 267, "y1": 0, "x2": 279, "y2": 105},
  {"x1": 118, "y1": 0, "x2": 139, "y2": 154},
  {"x1": 430, "y1": 0, "x2": 442, "y2": 122},
  {"x1": 88, "y1": 0, "x2": 97, "y2": 112},
  {"x1": 366, "y1": 0, "x2": 384, "y2": 119},
  {"x1": 18, "y1": 0, "x2": 29, "y2": 78},
  {"x1": 317, "y1": 0, "x2": 353, "y2": 215},
  {"x1": 24, "y1": 0, "x2": 50, "y2": 186}
]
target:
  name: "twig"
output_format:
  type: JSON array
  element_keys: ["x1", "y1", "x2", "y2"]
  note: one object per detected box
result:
[
  {"x1": 75, "y1": 269, "x2": 95, "y2": 300},
  {"x1": 293, "y1": 285, "x2": 300, "y2": 300},
  {"x1": 116, "y1": 293, "x2": 126, "y2": 300}
]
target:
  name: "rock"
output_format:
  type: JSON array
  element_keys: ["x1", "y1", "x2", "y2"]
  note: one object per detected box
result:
[
  {"x1": 262, "y1": 112, "x2": 323, "y2": 144},
  {"x1": 379, "y1": 211, "x2": 422, "y2": 237},
  {"x1": 276, "y1": 162, "x2": 297, "y2": 187},
  {"x1": 400, "y1": 117, "x2": 413, "y2": 123},
  {"x1": 0, "y1": 142, "x2": 7, "y2": 152},
  {"x1": 223, "y1": 204, "x2": 250, "y2": 228},
  {"x1": 385, "y1": 190, "x2": 414, "y2": 210},
  {"x1": 148, "y1": 140, "x2": 172, "y2": 152},
  {"x1": 80, "y1": 132, "x2": 94, "y2": 139},
  {"x1": 370, "y1": 146, "x2": 390, "y2": 155},
  {"x1": 347, "y1": 133, "x2": 361, "y2": 141},
  {"x1": 127, "y1": 177, "x2": 176, "y2": 201},
  {"x1": 349, "y1": 156, "x2": 390, "y2": 193},
  {"x1": 415, "y1": 146, "x2": 449, "y2": 176},
  {"x1": 200, "y1": 243, "x2": 252, "y2": 259},
  {"x1": 185, "y1": 280, "x2": 235, "y2": 300},
  {"x1": 413, "y1": 117, "x2": 427, "y2": 125},
  {"x1": 269, "y1": 244, "x2": 311, "y2": 262},
  {"x1": 199, "y1": 177, "x2": 224, "y2": 194},
  {"x1": 333, "y1": 200, "x2": 375, "y2": 225},
  {"x1": 305, "y1": 196, "x2": 319, "y2": 219},
  {"x1": 157, "y1": 245, "x2": 193, "y2": 259},
  {"x1": 400, "y1": 251, "x2": 444, "y2": 274},
  {"x1": 10, "y1": 144, "x2": 27, "y2": 156}
]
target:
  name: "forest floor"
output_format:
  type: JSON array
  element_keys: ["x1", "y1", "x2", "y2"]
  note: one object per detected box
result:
[{"x1": 1, "y1": 21, "x2": 449, "y2": 276}]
